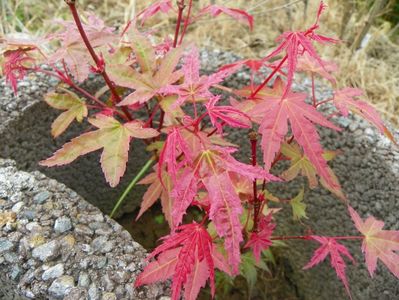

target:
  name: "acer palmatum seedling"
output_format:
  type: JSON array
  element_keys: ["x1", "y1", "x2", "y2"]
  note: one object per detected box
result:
[{"x1": 1, "y1": 1, "x2": 398, "y2": 299}]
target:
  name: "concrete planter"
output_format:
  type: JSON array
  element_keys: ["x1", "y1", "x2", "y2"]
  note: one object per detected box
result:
[
  {"x1": 0, "y1": 51, "x2": 398, "y2": 299},
  {"x1": 0, "y1": 76, "x2": 169, "y2": 299}
]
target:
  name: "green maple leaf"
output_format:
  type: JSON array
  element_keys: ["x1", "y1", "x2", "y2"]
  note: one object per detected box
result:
[
  {"x1": 40, "y1": 114, "x2": 159, "y2": 187},
  {"x1": 45, "y1": 90, "x2": 87, "y2": 138},
  {"x1": 289, "y1": 188, "x2": 308, "y2": 221}
]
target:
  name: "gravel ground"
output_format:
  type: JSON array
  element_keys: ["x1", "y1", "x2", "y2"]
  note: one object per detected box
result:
[{"x1": 0, "y1": 159, "x2": 168, "y2": 300}]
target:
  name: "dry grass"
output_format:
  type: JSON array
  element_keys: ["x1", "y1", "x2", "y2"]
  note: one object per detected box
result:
[{"x1": 1, "y1": 0, "x2": 398, "y2": 125}]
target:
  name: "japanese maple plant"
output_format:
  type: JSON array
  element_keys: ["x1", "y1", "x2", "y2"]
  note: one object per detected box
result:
[{"x1": 2, "y1": 0, "x2": 398, "y2": 299}]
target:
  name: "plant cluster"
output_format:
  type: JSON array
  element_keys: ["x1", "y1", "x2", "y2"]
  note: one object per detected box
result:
[{"x1": 1, "y1": 1, "x2": 398, "y2": 299}]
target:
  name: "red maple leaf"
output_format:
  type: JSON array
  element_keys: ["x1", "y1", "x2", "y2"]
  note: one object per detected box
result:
[
  {"x1": 137, "y1": 0, "x2": 173, "y2": 26},
  {"x1": 199, "y1": 5, "x2": 254, "y2": 30},
  {"x1": 251, "y1": 77, "x2": 341, "y2": 188},
  {"x1": 136, "y1": 223, "x2": 219, "y2": 300},
  {"x1": 203, "y1": 172, "x2": 243, "y2": 274},
  {"x1": 160, "y1": 46, "x2": 240, "y2": 107},
  {"x1": 158, "y1": 126, "x2": 194, "y2": 183},
  {"x1": 333, "y1": 88, "x2": 396, "y2": 144},
  {"x1": 304, "y1": 236, "x2": 355, "y2": 296},
  {"x1": 170, "y1": 168, "x2": 198, "y2": 229},
  {"x1": 205, "y1": 95, "x2": 251, "y2": 133},
  {"x1": 348, "y1": 206, "x2": 399, "y2": 278},
  {"x1": 49, "y1": 14, "x2": 116, "y2": 82},
  {"x1": 2, "y1": 49, "x2": 34, "y2": 94},
  {"x1": 137, "y1": 170, "x2": 173, "y2": 227},
  {"x1": 264, "y1": 1, "x2": 338, "y2": 95},
  {"x1": 245, "y1": 214, "x2": 276, "y2": 262}
]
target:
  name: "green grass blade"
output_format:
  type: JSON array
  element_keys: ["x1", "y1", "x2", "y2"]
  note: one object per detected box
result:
[{"x1": 110, "y1": 157, "x2": 155, "y2": 218}]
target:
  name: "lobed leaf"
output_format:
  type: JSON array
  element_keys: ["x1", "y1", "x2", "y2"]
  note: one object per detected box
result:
[
  {"x1": 45, "y1": 91, "x2": 87, "y2": 138},
  {"x1": 40, "y1": 115, "x2": 158, "y2": 187}
]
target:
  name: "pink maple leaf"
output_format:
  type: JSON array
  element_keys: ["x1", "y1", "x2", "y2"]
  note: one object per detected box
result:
[
  {"x1": 205, "y1": 95, "x2": 251, "y2": 133},
  {"x1": 200, "y1": 5, "x2": 254, "y2": 30},
  {"x1": 138, "y1": 223, "x2": 217, "y2": 300},
  {"x1": 137, "y1": 0, "x2": 173, "y2": 26},
  {"x1": 158, "y1": 126, "x2": 193, "y2": 183},
  {"x1": 2, "y1": 49, "x2": 34, "y2": 95},
  {"x1": 304, "y1": 236, "x2": 355, "y2": 297},
  {"x1": 49, "y1": 14, "x2": 116, "y2": 82},
  {"x1": 203, "y1": 172, "x2": 243, "y2": 274},
  {"x1": 333, "y1": 88, "x2": 396, "y2": 144},
  {"x1": 212, "y1": 146, "x2": 281, "y2": 182},
  {"x1": 160, "y1": 46, "x2": 239, "y2": 107},
  {"x1": 251, "y1": 78, "x2": 341, "y2": 188},
  {"x1": 136, "y1": 170, "x2": 173, "y2": 228},
  {"x1": 170, "y1": 168, "x2": 198, "y2": 229},
  {"x1": 264, "y1": 1, "x2": 338, "y2": 95},
  {"x1": 297, "y1": 51, "x2": 338, "y2": 83},
  {"x1": 348, "y1": 206, "x2": 399, "y2": 278},
  {"x1": 245, "y1": 214, "x2": 276, "y2": 262}
]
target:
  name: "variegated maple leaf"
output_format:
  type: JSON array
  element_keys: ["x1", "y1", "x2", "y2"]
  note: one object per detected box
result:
[
  {"x1": 333, "y1": 88, "x2": 396, "y2": 144},
  {"x1": 199, "y1": 5, "x2": 254, "y2": 30},
  {"x1": 205, "y1": 95, "x2": 251, "y2": 133},
  {"x1": 210, "y1": 146, "x2": 281, "y2": 182},
  {"x1": 245, "y1": 214, "x2": 276, "y2": 262},
  {"x1": 2, "y1": 49, "x2": 34, "y2": 94},
  {"x1": 280, "y1": 142, "x2": 345, "y2": 199},
  {"x1": 158, "y1": 126, "x2": 194, "y2": 183},
  {"x1": 107, "y1": 44, "x2": 184, "y2": 106},
  {"x1": 49, "y1": 14, "x2": 116, "y2": 82},
  {"x1": 137, "y1": 170, "x2": 173, "y2": 227},
  {"x1": 250, "y1": 77, "x2": 341, "y2": 189},
  {"x1": 44, "y1": 90, "x2": 88, "y2": 138},
  {"x1": 264, "y1": 1, "x2": 338, "y2": 95},
  {"x1": 297, "y1": 51, "x2": 337, "y2": 83},
  {"x1": 160, "y1": 46, "x2": 240, "y2": 107},
  {"x1": 348, "y1": 206, "x2": 399, "y2": 278},
  {"x1": 304, "y1": 236, "x2": 355, "y2": 296},
  {"x1": 40, "y1": 115, "x2": 159, "y2": 187},
  {"x1": 136, "y1": 223, "x2": 224, "y2": 300},
  {"x1": 203, "y1": 172, "x2": 243, "y2": 274},
  {"x1": 170, "y1": 168, "x2": 198, "y2": 229},
  {"x1": 137, "y1": 0, "x2": 173, "y2": 26}
]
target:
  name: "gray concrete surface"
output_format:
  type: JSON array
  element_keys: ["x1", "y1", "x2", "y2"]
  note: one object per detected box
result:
[
  {"x1": 0, "y1": 72, "x2": 149, "y2": 217},
  {"x1": 0, "y1": 158, "x2": 168, "y2": 299}
]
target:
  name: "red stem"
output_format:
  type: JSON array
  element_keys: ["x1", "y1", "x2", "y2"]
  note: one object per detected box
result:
[
  {"x1": 158, "y1": 111, "x2": 165, "y2": 132},
  {"x1": 178, "y1": 0, "x2": 193, "y2": 45},
  {"x1": 34, "y1": 67, "x2": 127, "y2": 119},
  {"x1": 271, "y1": 235, "x2": 364, "y2": 241},
  {"x1": 315, "y1": 98, "x2": 333, "y2": 107},
  {"x1": 311, "y1": 73, "x2": 316, "y2": 107},
  {"x1": 250, "y1": 56, "x2": 287, "y2": 98},
  {"x1": 249, "y1": 132, "x2": 261, "y2": 232},
  {"x1": 173, "y1": 0, "x2": 186, "y2": 48},
  {"x1": 66, "y1": 1, "x2": 132, "y2": 121}
]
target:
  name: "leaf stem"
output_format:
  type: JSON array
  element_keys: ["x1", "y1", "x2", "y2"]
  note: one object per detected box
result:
[
  {"x1": 311, "y1": 73, "x2": 316, "y2": 107},
  {"x1": 65, "y1": 0, "x2": 132, "y2": 121},
  {"x1": 315, "y1": 98, "x2": 333, "y2": 107},
  {"x1": 173, "y1": 0, "x2": 186, "y2": 48},
  {"x1": 110, "y1": 157, "x2": 155, "y2": 218},
  {"x1": 250, "y1": 56, "x2": 287, "y2": 98},
  {"x1": 34, "y1": 67, "x2": 127, "y2": 119},
  {"x1": 178, "y1": 0, "x2": 193, "y2": 45},
  {"x1": 271, "y1": 235, "x2": 364, "y2": 241},
  {"x1": 249, "y1": 131, "x2": 260, "y2": 232}
]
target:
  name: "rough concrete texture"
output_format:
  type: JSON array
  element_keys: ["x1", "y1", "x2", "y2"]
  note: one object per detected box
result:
[
  {"x1": 0, "y1": 72, "x2": 149, "y2": 217},
  {"x1": 0, "y1": 158, "x2": 168, "y2": 299}
]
